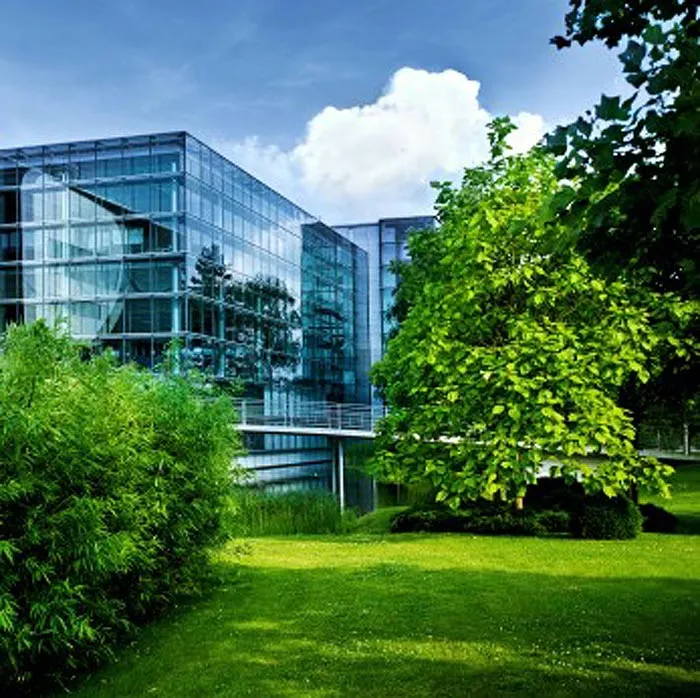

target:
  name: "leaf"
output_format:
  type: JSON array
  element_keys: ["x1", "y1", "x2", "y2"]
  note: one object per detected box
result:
[
  {"x1": 642, "y1": 24, "x2": 665, "y2": 45},
  {"x1": 596, "y1": 95, "x2": 630, "y2": 121},
  {"x1": 550, "y1": 185, "x2": 578, "y2": 213},
  {"x1": 546, "y1": 125, "x2": 569, "y2": 156},
  {"x1": 492, "y1": 405, "x2": 505, "y2": 416},
  {"x1": 619, "y1": 40, "x2": 646, "y2": 73}
]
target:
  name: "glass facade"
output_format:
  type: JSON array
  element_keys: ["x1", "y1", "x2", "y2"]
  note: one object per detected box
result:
[
  {"x1": 0, "y1": 132, "x2": 370, "y2": 488},
  {"x1": 334, "y1": 216, "x2": 435, "y2": 401}
]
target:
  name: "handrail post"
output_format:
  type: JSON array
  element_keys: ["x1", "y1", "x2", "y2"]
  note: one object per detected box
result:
[{"x1": 338, "y1": 438, "x2": 345, "y2": 511}]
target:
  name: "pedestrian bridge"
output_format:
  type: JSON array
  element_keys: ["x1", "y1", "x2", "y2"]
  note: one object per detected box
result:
[
  {"x1": 232, "y1": 398, "x2": 698, "y2": 461},
  {"x1": 233, "y1": 399, "x2": 385, "y2": 439}
]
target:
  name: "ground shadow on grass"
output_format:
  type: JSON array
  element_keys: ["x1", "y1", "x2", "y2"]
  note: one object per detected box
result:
[
  {"x1": 67, "y1": 561, "x2": 700, "y2": 698},
  {"x1": 676, "y1": 514, "x2": 700, "y2": 535}
]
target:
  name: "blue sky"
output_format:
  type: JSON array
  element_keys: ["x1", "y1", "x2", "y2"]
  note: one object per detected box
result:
[{"x1": 0, "y1": 0, "x2": 623, "y2": 220}]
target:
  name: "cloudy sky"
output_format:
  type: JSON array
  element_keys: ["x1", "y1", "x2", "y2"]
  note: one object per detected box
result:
[{"x1": 0, "y1": 0, "x2": 623, "y2": 222}]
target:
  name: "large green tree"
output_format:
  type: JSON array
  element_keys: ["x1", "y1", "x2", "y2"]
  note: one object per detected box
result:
[
  {"x1": 548, "y1": 0, "x2": 699, "y2": 431},
  {"x1": 372, "y1": 121, "x2": 678, "y2": 509}
]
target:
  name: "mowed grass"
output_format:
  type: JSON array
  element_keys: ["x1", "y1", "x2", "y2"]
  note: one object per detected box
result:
[{"x1": 68, "y1": 468, "x2": 700, "y2": 698}]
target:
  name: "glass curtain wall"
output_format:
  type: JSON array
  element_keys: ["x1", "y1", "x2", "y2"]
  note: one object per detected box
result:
[
  {"x1": 0, "y1": 132, "x2": 371, "y2": 490},
  {"x1": 334, "y1": 216, "x2": 434, "y2": 406},
  {"x1": 0, "y1": 133, "x2": 185, "y2": 363}
]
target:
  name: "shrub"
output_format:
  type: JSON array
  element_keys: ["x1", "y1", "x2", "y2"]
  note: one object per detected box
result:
[
  {"x1": 639, "y1": 503, "x2": 678, "y2": 533},
  {"x1": 229, "y1": 488, "x2": 347, "y2": 535},
  {"x1": 390, "y1": 504, "x2": 568, "y2": 536},
  {"x1": 0, "y1": 322, "x2": 243, "y2": 692},
  {"x1": 525, "y1": 477, "x2": 585, "y2": 513},
  {"x1": 570, "y1": 494, "x2": 642, "y2": 539}
]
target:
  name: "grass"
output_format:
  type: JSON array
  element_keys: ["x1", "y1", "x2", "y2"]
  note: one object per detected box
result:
[
  {"x1": 641, "y1": 463, "x2": 700, "y2": 534},
  {"x1": 228, "y1": 488, "x2": 350, "y2": 536},
  {"x1": 66, "y1": 468, "x2": 700, "y2": 698}
]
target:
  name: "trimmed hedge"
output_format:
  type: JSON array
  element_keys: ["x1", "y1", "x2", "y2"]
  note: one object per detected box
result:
[
  {"x1": 390, "y1": 503, "x2": 569, "y2": 536},
  {"x1": 570, "y1": 494, "x2": 642, "y2": 539},
  {"x1": 525, "y1": 477, "x2": 585, "y2": 513},
  {"x1": 0, "y1": 322, "x2": 243, "y2": 692},
  {"x1": 389, "y1": 478, "x2": 652, "y2": 539}
]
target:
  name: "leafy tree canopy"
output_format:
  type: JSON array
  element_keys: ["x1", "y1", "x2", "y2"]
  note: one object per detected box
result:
[
  {"x1": 548, "y1": 0, "x2": 700, "y2": 425},
  {"x1": 372, "y1": 121, "x2": 681, "y2": 509}
]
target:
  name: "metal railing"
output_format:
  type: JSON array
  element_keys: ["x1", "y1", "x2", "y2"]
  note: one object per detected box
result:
[{"x1": 232, "y1": 398, "x2": 386, "y2": 435}]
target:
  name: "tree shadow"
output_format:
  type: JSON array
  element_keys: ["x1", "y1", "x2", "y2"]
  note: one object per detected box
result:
[
  {"x1": 676, "y1": 514, "x2": 700, "y2": 535},
  {"x1": 67, "y1": 561, "x2": 700, "y2": 698}
]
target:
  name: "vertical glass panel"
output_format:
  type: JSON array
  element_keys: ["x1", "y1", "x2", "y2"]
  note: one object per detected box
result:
[
  {"x1": 22, "y1": 229, "x2": 40, "y2": 260},
  {"x1": 70, "y1": 263, "x2": 96, "y2": 297},
  {"x1": 152, "y1": 297, "x2": 173, "y2": 332},
  {"x1": 125, "y1": 298, "x2": 151, "y2": 332},
  {"x1": 96, "y1": 141, "x2": 123, "y2": 178},
  {"x1": 0, "y1": 229, "x2": 20, "y2": 261},
  {"x1": 0, "y1": 190, "x2": 17, "y2": 225},
  {"x1": 0, "y1": 267, "x2": 19, "y2": 298},
  {"x1": 126, "y1": 262, "x2": 151, "y2": 292},
  {"x1": 45, "y1": 226, "x2": 69, "y2": 259},
  {"x1": 126, "y1": 222, "x2": 146, "y2": 254},
  {"x1": 69, "y1": 225, "x2": 95, "y2": 257},
  {"x1": 132, "y1": 182, "x2": 151, "y2": 212},
  {"x1": 152, "y1": 262, "x2": 175, "y2": 292},
  {"x1": 96, "y1": 262, "x2": 123, "y2": 295},
  {"x1": 45, "y1": 265, "x2": 71, "y2": 297},
  {"x1": 96, "y1": 222, "x2": 124, "y2": 256}
]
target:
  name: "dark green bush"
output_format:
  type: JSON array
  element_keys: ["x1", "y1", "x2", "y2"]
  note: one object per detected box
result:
[
  {"x1": 570, "y1": 494, "x2": 642, "y2": 539},
  {"x1": 639, "y1": 503, "x2": 678, "y2": 533},
  {"x1": 228, "y1": 488, "x2": 347, "y2": 535},
  {"x1": 525, "y1": 477, "x2": 585, "y2": 513},
  {"x1": 390, "y1": 504, "x2": 568, "y2": 536},
  {"x1": 0, "y1": 322, "x2": 243, "y2": 692}
]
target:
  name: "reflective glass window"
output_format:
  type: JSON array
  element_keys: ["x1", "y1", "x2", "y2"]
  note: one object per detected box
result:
[
  {"x1": 126, "y1": 262, "x2": 151, "y2": 293},
  {"x1": 96, "y1": 263, "x2": 123, "y2": 296},
  {"x1": 125, "y1": 298, "x2": 151, "y2": 332},
  {"x1": 153, "y1": 298, "x2": 173, "y2": 332},
  {"x1": 0, "y1": 267, "x2": 19, "y2": 298}
]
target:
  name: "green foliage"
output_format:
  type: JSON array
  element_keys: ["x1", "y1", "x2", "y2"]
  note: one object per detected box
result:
[
  {"x1": 228, "y1": 488, "x2": 348, "y2": 535},
  {"x1": 570, "y1": 494, "x2": 643, "y2": 539},
  {"x1": 350, "y1": 506, "x2": 408, "y2": 534},
  {"x1": 524, "y1": 477, "x2": 586, "y2": 513},
  {"x1": 372, "y1": 122, "x2": 675, "y2": 509},
  {"x1": 548, "y1": 0, "x2": 700, "y2": 428},
  {"x1": 0, "y1": 321, "x2": 243, "y2": 691},
  {"x1": 389, "y1": 505, "x2": 569, "y2": 536}
]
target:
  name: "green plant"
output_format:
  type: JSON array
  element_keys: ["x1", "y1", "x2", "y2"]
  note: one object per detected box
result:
[
  {"x1": 548, "y1": 0, "x2": 699, "y2": 434},
  {"x1": 228, "y1": 488, "x2": 347, "y2": 535},
  {"x1": 570, "y1": 494, "x2": 643, "y2": 539},
  {"x1": 389, "y1": 504, "x2": 569, "y2": 536},
  {"x1": 525, "y1": 477, "x2": 586, "y2": 513},
  {"x1": 371, "y1": 120, "x2": 676, "y2": 510},
  {"x1": 0, "y1": 322, "x2": 243, "y2": 692}
]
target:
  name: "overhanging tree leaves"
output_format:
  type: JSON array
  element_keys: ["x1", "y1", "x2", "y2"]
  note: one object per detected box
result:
[
  {"x1": 372, "y1": 121, "x2": 678, "y2": 510},
  {"x1": 548, "y1": 0, "x2": 700, "y2": 430}
]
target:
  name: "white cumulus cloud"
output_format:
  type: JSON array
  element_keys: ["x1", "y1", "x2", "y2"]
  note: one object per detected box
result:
[{"x1": 219, "y1": 67, "x2": 546, "y2": 223}]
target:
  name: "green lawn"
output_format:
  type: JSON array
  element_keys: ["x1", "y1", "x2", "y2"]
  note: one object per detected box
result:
[{"x1": 68, "y1": 468, "x2": 700, "y2": 698}]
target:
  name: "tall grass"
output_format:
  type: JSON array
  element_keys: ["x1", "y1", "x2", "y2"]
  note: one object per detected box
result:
[{"x1": 229, "y1": 488, "x2": 350, "y2": 535}]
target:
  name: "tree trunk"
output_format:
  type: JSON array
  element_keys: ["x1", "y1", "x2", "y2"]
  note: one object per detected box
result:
[{"x1": 515, "y1": 496, "x2": 524, "y2": 511}]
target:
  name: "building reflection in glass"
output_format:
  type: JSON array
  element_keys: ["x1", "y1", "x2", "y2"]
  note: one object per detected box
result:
[{"x1": 0, "y1": 133, "x2": 370, "y2": 489}]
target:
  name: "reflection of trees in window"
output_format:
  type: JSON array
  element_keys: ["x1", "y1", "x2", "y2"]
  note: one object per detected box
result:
[{"x1": 187, "y1": 245, "x2": 301, "y2": 386}]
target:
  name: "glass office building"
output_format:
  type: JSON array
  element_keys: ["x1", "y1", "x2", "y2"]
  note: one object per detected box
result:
[
  {"x1": 0, "y1": 132, "x2": 370, "y2": 488},
  {"x1": 334, "y1": 216, "x2": 434, "y2": 399}
]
